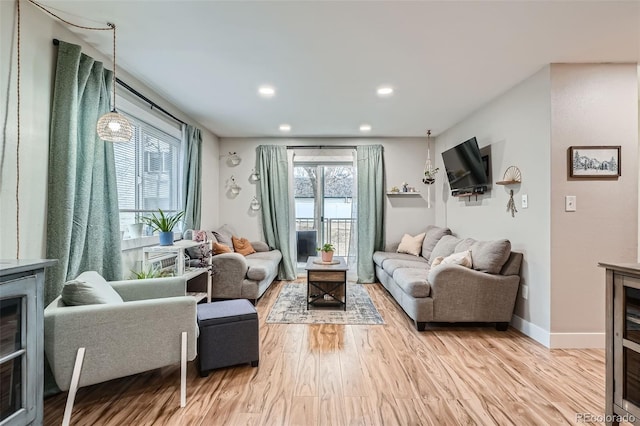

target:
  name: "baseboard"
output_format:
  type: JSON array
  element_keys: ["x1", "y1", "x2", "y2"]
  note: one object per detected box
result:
[
  {"x1": 510, "y1": 315, "x2": 605, "y2": 349},
  {"x1": 510, "y1": 315, "x2": 550, "y2": 347},
  {"x1": 549, "y1": 332, "x2": 605, "y2": 349}
]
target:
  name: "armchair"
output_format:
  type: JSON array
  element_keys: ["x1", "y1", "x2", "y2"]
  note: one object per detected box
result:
[{"x1": 44, "y1": 275, "x2": 197, "y2": 423}]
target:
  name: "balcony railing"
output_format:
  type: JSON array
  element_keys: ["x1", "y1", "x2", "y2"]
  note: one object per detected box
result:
[{"x1": 295, "y1": 217, "x2": 355, "y2": 257}]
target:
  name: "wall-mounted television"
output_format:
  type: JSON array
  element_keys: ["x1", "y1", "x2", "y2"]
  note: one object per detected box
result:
[{"x1": 441, "y1": 137, "x2": 490, "y2": 194}]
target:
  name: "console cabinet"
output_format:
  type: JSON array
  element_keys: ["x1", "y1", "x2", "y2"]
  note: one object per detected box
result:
[{"x1": 600, "y1": 262, "x2": 640, "y2": 425}]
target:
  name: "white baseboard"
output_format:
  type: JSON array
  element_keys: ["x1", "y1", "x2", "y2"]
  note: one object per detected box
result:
[
  {"x1": 510, "y1": 315, "x2": 605, "y2": 349},
  {"x1": 510, "y1": 315, "x2": 550, "y2": 347}
]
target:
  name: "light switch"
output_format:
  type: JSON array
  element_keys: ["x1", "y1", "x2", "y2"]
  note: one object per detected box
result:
[
  {"x1": 521, "y1": 194, "x2": 528, "y2": 209},
  {"x1": 565, "y1": 195, "x2": 577, "y2": 212}
]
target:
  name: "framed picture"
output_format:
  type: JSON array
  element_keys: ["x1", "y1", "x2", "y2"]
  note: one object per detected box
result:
[{"x1": 568, "y1": 146, "x2": 621, "y2": 179}]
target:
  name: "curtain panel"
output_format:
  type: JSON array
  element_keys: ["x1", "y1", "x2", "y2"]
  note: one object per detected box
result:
[
  {"x1": 356, "y1": 145, "x2": 385, "y2": 282},
  {"x1": 257, "y1": 145, "x2": 296, "y2": 280},
  {"x1": 182, "y1": 124, "x2": 202, "y2": 231},
  {"x1": 45, "y1": 41, "x2": 122, "y2": 304}
]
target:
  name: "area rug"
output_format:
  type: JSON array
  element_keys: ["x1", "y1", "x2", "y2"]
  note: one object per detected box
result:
[{"x1": 266, "y1": 283, "x2": 384, "y2": 325}]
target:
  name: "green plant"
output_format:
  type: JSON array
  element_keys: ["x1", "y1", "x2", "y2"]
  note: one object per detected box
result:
[
  {"x1": 141, "y1": 209, "x2": 185, "y2": 233},
  {"x1": 317, "y1": 243, "x2": 335, "y2": 253},
  {"x1": 130, "y1": 267, "x2": 172, "y2": 279}
]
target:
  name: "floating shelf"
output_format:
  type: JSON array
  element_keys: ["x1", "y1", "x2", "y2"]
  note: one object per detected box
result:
[
  {"x1": 386, "y1": 192, "x2": 421, "y2": 196},
  {"x1": 496, "y1": 166, "x2": 522, "y2": 186},
  {"x1": 496, "y1": 180, "x2": 521, "y2": 185}
]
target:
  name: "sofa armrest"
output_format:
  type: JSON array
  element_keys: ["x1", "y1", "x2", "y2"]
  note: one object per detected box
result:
[
  {"x1": 428, "y1": 265, "x2": 520, "y2": 322},
  {"x1": 44, "y1": 296, "x2": 197, "y2": 391},
  {"x1": 210, "y1": 253, "x2": 249, "y2": 299},
  {"x1": 251, "y1": 241, "x2": 271, "y2": 252},
  {"x1": 109, "y1": 276, "x2": 187, "y2": 301}
]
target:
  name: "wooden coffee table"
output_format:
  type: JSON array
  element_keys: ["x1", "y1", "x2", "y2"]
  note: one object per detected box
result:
[{"x1": 305, "y1": 256, "x2": 348, "y2": 310}]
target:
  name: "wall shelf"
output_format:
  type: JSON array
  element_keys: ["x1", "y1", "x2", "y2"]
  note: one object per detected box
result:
[
  {"x1": 386, "y1": 192, "x2": 421, "y2": 196},
  {"x1": 496, "y1": 180, "x2": 521, "y2": 185}
]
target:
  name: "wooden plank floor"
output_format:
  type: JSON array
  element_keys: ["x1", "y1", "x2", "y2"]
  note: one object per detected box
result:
[{"x1": 44, "y1": 281, "x2": 610, "y2": 425}]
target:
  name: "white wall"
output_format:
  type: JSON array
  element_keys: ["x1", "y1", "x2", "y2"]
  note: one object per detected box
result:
[
  {"x1": 215, "y1": 138, "x2": 436, "y2": 246},
  {"x1": 435, "y1": 66, "x2": 553, "y2": 340},
  {"x1": 549, "y1": 64, "x2": 638, "y2": 347},
  {"x1": 0, "y1": 2, "x2": 219, "y2": 263}
]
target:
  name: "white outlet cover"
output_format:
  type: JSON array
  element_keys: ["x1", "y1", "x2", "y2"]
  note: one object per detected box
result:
[
  {"x1": 565, "y1": 195, "x2": 577, "y2": 212},
  {"x1": 521, "y1": 194, "x2": 528, "y2": 209}
]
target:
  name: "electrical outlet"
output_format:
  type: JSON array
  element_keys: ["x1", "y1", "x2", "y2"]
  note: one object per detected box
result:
[
  {"x1": 565, "y1": 195, "x2": 577, "y2": 212},
  {"x1": 521, "y1": 194, "x2": 528, "y2": 209},
  {"x1": 521, "y1": 285, "x2": 529, "y2": 300}
]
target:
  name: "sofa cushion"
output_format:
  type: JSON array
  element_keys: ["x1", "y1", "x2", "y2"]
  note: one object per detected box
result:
[
  {"x1": 251, "y1": 241, "x2": 270, "y2": 252},
  {"x1": 431, "y1": 250, "x2": 473, "y2": 269},
  {"x1": 245, "y1": 250, "x2": 282, "y2": 281},
  {"x1": 373, "y1": 251, "x2": 428, "y2": 268},
  {"x1": 455, "y1": 238, "x2": 476, "y2": 253},
  {"x1": 470, "y1": 239, "x2": 511, "y2": 274},
  {"x1": 213, "y1": 242, "x2": 232, "y2": 255},
  {"x1": 397, "y1": 233, "x2": 426, "y2": 256},
  {"x1": 61, "y1": 271, "x2": 124, "y2": 306},
  {"x1": 421, "y1": 226, "x2": 452, "y2": 259},
  {"x1": 392, "y1": 268, "x2": 431, "y2": 298},
  {"x1": 428, "y1": 235, "x2": 462, "y2": 264},
  {"x1": 213, "y1": 224, "x2": 236, "y2": 251},
  {"x1": 383, "y1": 259, "x2": 430, "y2": 275},
  {"x1": 232, "y1": 236, "x2": 257, "y2": 256}
]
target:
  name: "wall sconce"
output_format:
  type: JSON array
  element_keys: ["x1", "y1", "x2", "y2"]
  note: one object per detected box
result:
[
  {"x1": 250, "y1": 196, "x2": 261, "y2": 211},
  {"x1": 227, "y1": 152, "x2": 241, "y2": 166},
  {"x1": 227, "y1": 176, "x2": 241, "y2": 195},
  {"x1": 249, "y1": 169, "x2": 260, "y2": 182}
]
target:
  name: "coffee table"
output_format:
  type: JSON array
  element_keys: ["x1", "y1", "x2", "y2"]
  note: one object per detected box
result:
[{"x1": 305, "y1": 256, "x2": 348, "y2": 310}]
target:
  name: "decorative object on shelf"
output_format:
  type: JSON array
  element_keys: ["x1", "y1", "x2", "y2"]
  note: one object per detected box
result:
[
  {"x1": 389, "y1": 186, "x2": 399, "y2": 193},
  {"x1": 568, "y1": 146, "x2": 621, "y2": 179},
  {"x1": 227, "y1": 176, "x2": 241, "y2": 195},
  {"x1": 401, "y1": 182, "x2": 409, "y2": 192},
  {"x1": 224, "y1": 151, "x2": 241, "y2": 166},
  {"x1": 127, "y1": 222, "x2": 144, "y2": 239},
  {"x1": 496, "y1": 166, "x2": 522, "y2": 185},
  {"x1": 506, "y1": 189, "x2": 518, "y2": 218},
  {"x1": 95, "y1": 23, "x2": 133, "y2": 142},
  {"x1": 250, "y1": 196, "x2": 261, "y2": 211},
  {"x1": 249, "y1": 168, "x2": 260, "y2": 182},
  {"x1": 317, "y1": 243, "x2": 336, "y2": 263},
  {"x1": 141, "y1": 209, "x2": 185, "y2": 246},
  {"x1": 422, "y1": 130, "x2": 439, "y2": 208}
]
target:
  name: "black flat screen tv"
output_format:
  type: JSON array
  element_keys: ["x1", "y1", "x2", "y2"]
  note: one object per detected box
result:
[{"x1": 441, "y1": 137, "x2": 490, "y2": 192}]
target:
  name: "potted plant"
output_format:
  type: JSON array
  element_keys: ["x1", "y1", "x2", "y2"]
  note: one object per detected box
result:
[
  {"x1": 422, "y1": 167, "x2": 439, "y2": 185},
  {"x1": 141, "y1": 209, "x2": 185, "y2": 246},
  {"x1": 317, "y1": 243, "x2": 336, "y2": 263}
]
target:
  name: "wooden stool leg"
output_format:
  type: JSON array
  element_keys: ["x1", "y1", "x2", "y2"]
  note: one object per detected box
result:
[{"x1": 62, "y1": 347, "x2": 85, "y2": 426}]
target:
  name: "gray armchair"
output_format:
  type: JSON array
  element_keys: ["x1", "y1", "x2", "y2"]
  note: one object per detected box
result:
[{"x1": 44, "y1": 276, "x2": 198, "y2": 422}]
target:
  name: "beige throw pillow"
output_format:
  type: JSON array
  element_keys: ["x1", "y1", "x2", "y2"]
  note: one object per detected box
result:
[
  {"x1": 431, "y1": 250, "x2": 473, "y2": 269},
  {"x1": 397, "y1": 233, "x2": 426, "y2": 257}
]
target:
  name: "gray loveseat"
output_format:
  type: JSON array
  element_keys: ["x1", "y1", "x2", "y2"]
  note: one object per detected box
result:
[
  {"x1": 373, "y1": 226, "x2": 523, "y2": 331},
  {"x1": 187, "y1": 225, "x2": 282, "y2": 304}
]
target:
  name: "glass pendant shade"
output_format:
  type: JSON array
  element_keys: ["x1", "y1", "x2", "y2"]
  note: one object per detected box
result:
[
  {"x1": 250, "y1": 197, "x2": 261, "y2": 211},
  {"x1": 97, "y1": 110, "x2": 133, "y2": 142}
]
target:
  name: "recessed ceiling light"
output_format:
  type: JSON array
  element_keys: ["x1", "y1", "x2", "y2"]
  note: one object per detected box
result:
[
  {"x1": 279, "y1": 124, "x2": 291, "y2": 132},
  {"x1": 376, "y1": 86, "x2": 394, "y2": 97},
  {"x1": 359, "y1": 124, "x2": 372, "y2": 132},
  {"x1": 258, "y1": 85, "x2": 276, "y2": 97}
]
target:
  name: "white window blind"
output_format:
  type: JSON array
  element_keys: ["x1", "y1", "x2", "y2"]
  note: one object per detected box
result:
[{"x1": 113, "y1": 113, "x2": 182, "y2": 233}]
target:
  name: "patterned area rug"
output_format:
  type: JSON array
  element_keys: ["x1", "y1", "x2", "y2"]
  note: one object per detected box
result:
[{"x1": 266, "y1": 283, "x2": 384, "y2": 325}]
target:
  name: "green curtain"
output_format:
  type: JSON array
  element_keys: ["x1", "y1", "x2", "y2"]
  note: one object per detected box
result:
[
  {"x1": 45, "y1": 41, "x2": 122, "y2": 304},
  {"x1": 182, "y1": 124, "x2": 202, "y2": 230},
  {"x1": 356, "y1": 145, "x2": 385, "y2": 283},
  {"x1": 257, "y1": 145, "x2": 296, "y2": 280}
]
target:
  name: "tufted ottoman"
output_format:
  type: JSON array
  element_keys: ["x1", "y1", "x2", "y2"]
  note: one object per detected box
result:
[{"x1": 196, "y1": 299, "x2": 259, "y2": 377}]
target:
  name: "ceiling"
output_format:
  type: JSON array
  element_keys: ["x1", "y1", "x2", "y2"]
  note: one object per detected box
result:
[{"x1": 40, "y1": 1, "x2": 640, "y2": 138}]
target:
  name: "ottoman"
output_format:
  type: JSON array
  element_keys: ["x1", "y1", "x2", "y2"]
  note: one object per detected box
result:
[{"x1": 197, "y1": 299, "x2": 259, "y2": 377}]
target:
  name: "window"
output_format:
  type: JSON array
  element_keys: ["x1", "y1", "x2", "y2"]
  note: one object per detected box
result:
[{"x1": 113, "y1": 113, "x2": 182, "y2": 233}]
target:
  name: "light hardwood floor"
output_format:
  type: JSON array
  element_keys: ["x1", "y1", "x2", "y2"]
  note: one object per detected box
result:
[{"x1": 44, "y1": 281, "x2": 608, "y2": 425}]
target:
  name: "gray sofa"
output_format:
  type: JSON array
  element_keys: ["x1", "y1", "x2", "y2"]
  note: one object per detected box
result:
[
  {"x1": 187, "y1": 225, "x2": 282, "y2": 304},
  {"x1": 373, "y1": 225, "x2": 523, "y2": 331}
]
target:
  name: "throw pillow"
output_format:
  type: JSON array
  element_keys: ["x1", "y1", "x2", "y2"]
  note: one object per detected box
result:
[
  {"x1": 213, "y1": 242, "x2": 232, "y2": 255},
  {"x1": 232, "y1": 236, "x2": 257, "y2": 256},
  {"x1": 61, "y1": 271, "x2": 124, "y2": 306},
  {"x1": 212, "y1": 230, "x2": 234, "y2": 251},
  {"x1": 421, "y1": 226, "x2": 452, "y2": 259},
  {"x1": 428, "y1": 235, "x2": 462, "y2": 264},
  {"x1": 431, "y1": 250, "x2": 473, "y2": 269},
  {"x1": 397, "y1": 233, "x2": 426, "y2": 256},
  {"x1": 470, "y1": 239, "x2": 511, "y2": 274}
]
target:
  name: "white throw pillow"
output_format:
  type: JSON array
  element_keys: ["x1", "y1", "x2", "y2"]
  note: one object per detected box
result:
[
  {"x1": 61, "y1": 271, "x2": 124, "y2": 306},
  {"x1": 431, "y1": 250, "x2": 473, "y2": 269},
  {"x1": 397, "y1": 233, "x2": 426, "y2": 257}
]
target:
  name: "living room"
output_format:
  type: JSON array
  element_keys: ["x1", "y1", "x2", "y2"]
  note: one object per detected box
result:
[{"x1": 1, "y1": 1, "x2": 639, "y2": 425}]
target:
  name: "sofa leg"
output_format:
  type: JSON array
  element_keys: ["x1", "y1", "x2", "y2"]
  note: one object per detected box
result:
[
  {"x1": 251, "y1": 360, "x2": 259, "y2": 367},
  {"x1": 415, "y1": 321, "x2": 427, "y2": 331},
  {"x1": 495, "y1": 322, "x2": 509, "y2": 331}
]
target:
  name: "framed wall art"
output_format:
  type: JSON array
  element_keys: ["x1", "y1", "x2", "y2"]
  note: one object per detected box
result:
[{"x1": 568, "y1": 146, "x2": 621, "y2": 179}]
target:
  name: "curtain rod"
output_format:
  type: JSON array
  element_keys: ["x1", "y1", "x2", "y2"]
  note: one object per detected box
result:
[
  {"x1": 287, "y1": 145, "x2": 356, "y2": 149},
  {"x1": 52, "y1": 38, "x2": 187, "y2": 127}
]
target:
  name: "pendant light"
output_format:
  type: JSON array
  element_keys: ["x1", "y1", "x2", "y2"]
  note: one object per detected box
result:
[{"x1": 96, "y1": 23, "x2": 133, "y2": 142}]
